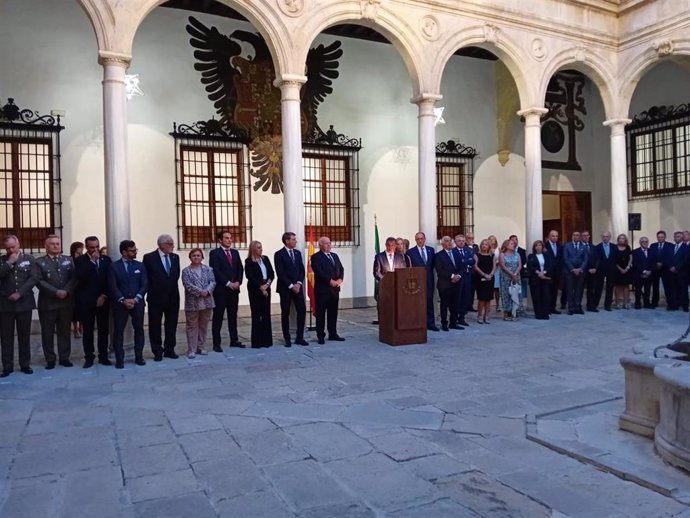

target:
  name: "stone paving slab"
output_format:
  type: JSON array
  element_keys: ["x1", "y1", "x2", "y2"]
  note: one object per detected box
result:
[{"x1": 1, "y1": 307, "x2": 690, "y2": 517}]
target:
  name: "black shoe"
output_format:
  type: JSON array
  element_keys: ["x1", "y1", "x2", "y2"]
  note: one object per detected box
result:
[
  {"x1": 568, "y1": 311, "x2": 574, "y2": 315},
  {"x1": 153, "y1": 353, "x2": 163, "y2": 362},
  {"x1": 229, "y1": 342, "x2": 243, "y2": 348},
  {"x1": 317, "y1": 338, "x2": 325, "y2": 345},
  {"x1": 667, "y1": 307, "x2": 678, "y2": 311},
  {"x1": 575, "y1": 310, "x2": 585, "y2": 315},
  {"x1": 587, "y1": 308, "x2": 599, "y2": 313},
  {"x1": 98, "y1": 357, "x2": 112, "y2": 366},
  {"x1": 551, "y1": 310, "x2": 561, "y2": 315},
  {"x1": 329, "y1": 335, "x2": 346, "y2": 342},
  {"x1": 634, "y1": 304, "x2": 642, "y2": 310},
  {"x1": 213, "y1": 346, "x2": 223, "y2": 353},
  {"x1": 468, "y1": 308, "x2": 477, "y2": 312},
  {"x1": 83, "y1": 358, "x2": 94, "y2": 369},
  {"x1": 284, "y1": 342, "x2": 292, "y2": 348},
  {"x1": 295, "y1": 339, "x2": 309, "y2": 346},
  {"x1": 59, "y1": 360, "x2": 74, "y2": 368},
  {"x1": 450, "y1": 325, "x2": 464, "y2": 330},
  {"x1": 560, "y1": 305, "x2": 566, "y2": 310},
  {"x1": 0, "y1": 369, "x2": 12, "y2": 378},
  {"x1": 604, "y1": 307, "x2": 612, "y2": 311},
  {"x1": 45, "y1": 362, "x2": 56, "y2": 370},
  {"x1": 135, "y1": 357, "x2": 146, "y2": 366},
  {"x1": 20, "y1": 366, "x2": 33, "y2": 375},
  {"x1": 441, "y1": 325, "x2": 449, "y2": 331},
  {"x1": 427, "y1": 325, "x2": 440, "y2": 332},
  {"x1": 458, "y1": 320, "x2": 470, "y2": 327},
  {"x1": 644, "y1": 304, "x2": 654, "y2": 309},
  {"x1": 115, "y1": 362, "x2": 124, "y2": 369},
  {"x1": 163, "y1": 351, "x2": 179, "y2": 359}
]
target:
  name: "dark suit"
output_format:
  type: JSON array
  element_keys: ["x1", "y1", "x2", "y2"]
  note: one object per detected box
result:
[
  {"x1": 311, "y1": 250, "x2": 344, "y2": 340},
  {"x1": 666, "y1": 242, "x2": 689, "y2": 310},
  {"x1": 143, "y1": 250, "x2": 181, "y2": 356},
  {"x1": 209, "y1": 247, "x2": 244, "y2": 346},
  {"x1": 563, "y1": 241, "x2": 588, "y2": 312},
  {"x1": 594, "y1": 242, "x2": 617, "y2": 310},
  {"x1": 373, "y1": 251, "x2": 406, "y2": 281},
  {"x1": 406, "y1": 245, "x2": 436, "y2": 327},
  {"x1": 527, "y1": 253, "x2": 553, "y2": 319},
  {"x1": 543, "y1": 240, "x2": 563, "y2": 313},
  {"x1": 648, "y1": 241, "x2": 670, "y2": 307},
  {"x1": 274, "y1": 247, "x2": 306, "y2": 344},
  {"x1": 245, "y1": 256, "x2": 275, "y2": 347},
  {"x1": 581, "y1": 242, "x2": 599, "y2": 310},
  {"x1": 632, "y1": 247, "x2": 654, "y2": 308},
  {"x1": 108, "y1": 259, "x2": 148, "y2": 364},
  {"x1": 0, "y1": 253, "x2": 39, "y2": 371},
  {"x1": 435, "y1": 248, "x2": 462, "y2": 328},
  {"x1": 456, "y1": 246, "x2": 476, "y2": 322},
  {"x1": 74, "y1": 254, "x2": 111, "y2": 362},
  {"x1": 36, "y1": 254, "x2": 76, "y2": 364}
]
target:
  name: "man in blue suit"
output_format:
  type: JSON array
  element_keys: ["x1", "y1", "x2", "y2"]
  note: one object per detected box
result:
[
  {"x1": 454, "y1": 234, "x2": 475, "y2": 326},
  {"x1": 311, "y1": 236, "x2": 345, "y2": 344},
  {"x1": 274, "y1": 231, "x2": 308, "y2": 347},
  {"x1": 594, "y1": 231, "x2": 617, "y2": 311},
  {"x1": 434, "y1": 236, "x2": 463, "y2": 331},
  {"x1": 406, "y1": 232, "x2": 437, "y2": 331},
  {"x1": 563, "y1": 231, "x2": 588, "y2": 315},
  {"x1": 665, "y1": 231, "x2": 689, "y2": 311},
  {"x1": 209, "y1": 230, "x2": 244, "y2": 351},
  {"x1": 108, "y1": 240, "x2": 148, "y2": 368},
  {"x1": 543, "y1": 230, "x2": 563, "y2": 314},
  {"x1": 633, "y1": 236, "x2": 654, "y2": 309}
]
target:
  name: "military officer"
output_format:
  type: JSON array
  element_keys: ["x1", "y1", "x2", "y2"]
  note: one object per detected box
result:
[
  {"x1": 36, "y1": 234, "x2": 76, "y2": 368},
  {"x1": 0, "y1": 235, "x2": 39, "y2": 376}
]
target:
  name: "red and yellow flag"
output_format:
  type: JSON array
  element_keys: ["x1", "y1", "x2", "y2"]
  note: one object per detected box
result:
[{"x1": 307, "y1": 225, "x2": 316, "y2": 311}]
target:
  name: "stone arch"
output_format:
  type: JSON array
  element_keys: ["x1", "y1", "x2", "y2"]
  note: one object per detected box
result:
[
  {"x1": 431, "y1": 25, "x2": 532, "y2": 109},
  {"x1": 540, "y1": 48, "x2": 618, "y2": 120},
  {"x1": 75, "y1": 0, "x2": 109, "y2": 52},
  {"x1": 618, "y1": 39, "x2": 690, "y2": 117},
  {"x1": 295, "y1": 4, "x2": 424, "y2": 97}
]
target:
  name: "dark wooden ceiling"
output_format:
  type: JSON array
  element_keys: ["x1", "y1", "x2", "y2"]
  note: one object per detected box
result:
[{"x1": 161, "y1": 0, "x2": 498, "y2": 61}]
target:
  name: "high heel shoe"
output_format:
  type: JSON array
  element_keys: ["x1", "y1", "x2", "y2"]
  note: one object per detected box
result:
[{"x1": 483, "y1": 317, "x2": 490, "y2": 324}]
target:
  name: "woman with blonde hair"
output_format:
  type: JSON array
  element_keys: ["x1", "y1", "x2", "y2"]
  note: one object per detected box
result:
[
  {"x1": 498, "y1": 238, "x2": 522, "y2": 321},
  {"x1": 245, "y1": 241, "x2": 275, "y2": 348},
  {"x1": 487, "y1": 235, "x2": 500, "y2": 312},
  {"x1": 181, "y1": 248, "x2": 216, "y2": 358},
  {"x1": 473, "y1": 239, "x2": 496, "y2": 323},
  {"x1": 614, "y1": 233, "x2": 633, "y2": 309}
]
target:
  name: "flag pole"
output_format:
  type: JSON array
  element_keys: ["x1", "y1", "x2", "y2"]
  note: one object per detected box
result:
[{"x1": 372, "y1": 213, "x2": 380, "y2": 325}]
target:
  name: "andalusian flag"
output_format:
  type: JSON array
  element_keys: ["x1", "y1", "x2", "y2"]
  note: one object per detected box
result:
[
  {"x1": 307, "y1": 224, "x2": 316, "y2": 312},
  {"x1": 374, "y1": 216, "x2": 381, "y2": 302}
]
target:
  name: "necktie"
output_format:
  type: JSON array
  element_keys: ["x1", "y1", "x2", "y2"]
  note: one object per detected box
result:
[
  {"x1": 124, "y1": 260, "x2": 129, "y2": 274},
  {"x1": 164, "y1": 254, "x2": 171, "y2": 275},
  {"x1": 575, "y1": 242, "x2": 579, "y2": 251},
  {"x1": 552, "y1": 243, "x2": 557, "y2": 256},
  {"x1": 448, "y1": 250, "x2": 455, "y2": 266},
  {"x1": 675, "y1": 244, "x2": 680, "y2": 254},
  {"x1": 643, "y1": 248, "x2": 647, "y2": 258},
  {"x1": 605, "y1": 245, "x2": 609, "y2": 258},
  {"x1": 388, "y1": 254, "x2": 394, "y2": 271},
  {"x1": 327, "y1": 253, "x2": 334, "y2": 264},
  {"x1": 225, "y1": 248, "x2": 233, "y2": 266},
  {"x1": 421, "y1": 247, "x2": 427, "y2": 263},
  {"x1": 93, "y1": 260, "x2": 99, "y2": 272},
  {"x1": 289, "y1": 249, "x2": 295, "y2": 263}
]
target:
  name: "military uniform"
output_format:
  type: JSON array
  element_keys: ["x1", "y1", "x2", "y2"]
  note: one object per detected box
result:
[
  {"x1": 0, "y1": 252, "x2": 39, "y2": 373},
  {"x1": 36, "y1": 254, "x2": 76, "y2": 365}
]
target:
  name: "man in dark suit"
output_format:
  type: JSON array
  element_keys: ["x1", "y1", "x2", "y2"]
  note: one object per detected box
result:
[
  {"x1": 407, "y1": 231, "x2": 437, "y2": 331},
  {"x1": 373, "y1": 236, "x2": 407, "y2": 281},
  {"x1": 594, "y1": 231, "x2": 617, "y2": 311},
  {"x1": 74, "y1": 236, "x2": 112, "y2": 368},
  {"x1": 310, "y1": 236, "x2": 344, "y2": 344},
  {"x1": 143, "y1": 234, "x2": 181, "y2": 361},
  {"x1": 648, "y1": 230, "x2": 669, "y2": 309},
  {"x1": 666, "y1": 231, "x2": 689, "y2": 311},
  {"x1": 435, "y1": 235, "x2": 463, "y2": 331},
  {"x1": 543, "y1": 230, "x2": 563, "y2": 314},
  {"x1": 0, "y1": 235, "x2": 39, "y2": 376},
  {"x1": 633, "y1": 236, "x2": 654, "y2": 309},
  {"x1": 108, "y1": 240, "x2": 148, "y2": 368},
  {"x1": 562, "y1": 231, "x2": 588, "y2": 315},
  {"x1": 36, "y1": 234, "x2": 77, "y2": 369},
  {"x1": 581, "y1": 230, "x2": 599, "y2": 312},
  {"x1": 455, "y1": 234, "x2": 475, "y2": 326},
  {"x1": 274, "y1": 231, "x2": 308, "y2": 347},
  {"x1": 209, "y1": 230, "x2": 244, "y2": 351}
]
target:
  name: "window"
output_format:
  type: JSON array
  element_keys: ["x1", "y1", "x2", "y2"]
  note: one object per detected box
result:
[
  {"x1": 435, "y1": 140, "x2": 476, "y2": 240},
  {"x1": 0, "y1": 99, "x2": 63, "y2": 252},
  {"x1": 302, "y1": 128, "x2": 361, "y2": 246},
  {"x1": 172, "y1": 121, "x2": 252, "y2": 249},
  {"x1": 628, "y1": 105, "x2": 690, "y2": 199}
]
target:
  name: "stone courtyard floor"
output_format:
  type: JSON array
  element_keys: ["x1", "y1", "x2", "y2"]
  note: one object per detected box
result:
[{"x1": 1, "y1": 306, "x2": 690, "y2": 517}]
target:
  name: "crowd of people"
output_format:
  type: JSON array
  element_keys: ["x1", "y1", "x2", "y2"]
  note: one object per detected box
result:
[{"x1": 0, "y1": 226, "x2": 687, "y2": 376}]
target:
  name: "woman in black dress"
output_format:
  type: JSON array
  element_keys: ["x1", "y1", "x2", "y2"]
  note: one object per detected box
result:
[
  {"x1": 614, "y1": 233, "x2": 633, "y2": 309},
  {"x1": 527, "y1": 240, "x2": 553, "y2": 320},
  {"x1": 244, "y1": 241, "x2": 275, "y2": 348},
  {"x1": 473, "y1": 239, "x2": 496, "y2": 324},
  {"x1": 69, "y1": 241, "x2": 84, "y2": 338}
]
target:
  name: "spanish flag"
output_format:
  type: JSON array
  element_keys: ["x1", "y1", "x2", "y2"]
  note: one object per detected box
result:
[{"x1": 307, "y1": 224, "x2": 316, "y2": 312}]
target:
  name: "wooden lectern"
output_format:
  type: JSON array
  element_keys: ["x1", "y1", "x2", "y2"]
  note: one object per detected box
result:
[{"x1": 378, "y1": 267, "x2": 427, "y2": 346}]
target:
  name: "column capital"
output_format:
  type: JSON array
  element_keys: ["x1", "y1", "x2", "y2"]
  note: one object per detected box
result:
[
  {"x1": 98, "y1": 51, "x2": 132, "y2": 68},
  {"x1": 273, "y1": 74, "x2": 308, "y2": 89},
  {"x1": 517, "y1": 107, "x2": 548, "y2": 125},
  {"x1": 410, "y1": 93, "x2": 443, "y2": 106},
  {"x1": 603, "y1": 118, "x2": 632, "y2": 136}
]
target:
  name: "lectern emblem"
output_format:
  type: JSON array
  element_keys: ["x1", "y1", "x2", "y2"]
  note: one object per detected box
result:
[{"x1": 402, "y1": 274, "x2": 421, "y2": 296}]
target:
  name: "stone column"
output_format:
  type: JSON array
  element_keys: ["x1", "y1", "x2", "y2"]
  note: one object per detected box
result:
[
  {"x1": 603, "y1": 118, "x2": 631, "y2": 237},
  {"x1": 99, "y1": 51, "x2": 132, "y2": 254},
  {"x1": 518, "y1": 107, "x2": 548, "y2": 246},
  {"x1": 412, "y1": 94, "x2": 442, "y2": 242},
  {"x1": 276, "y1": 75, "x2": 307, "y2": 249}
]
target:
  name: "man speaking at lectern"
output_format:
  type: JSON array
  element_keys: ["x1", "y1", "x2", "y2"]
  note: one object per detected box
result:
[{"x1": 373, "y1": 236, "x2": 407, "y2": 281}]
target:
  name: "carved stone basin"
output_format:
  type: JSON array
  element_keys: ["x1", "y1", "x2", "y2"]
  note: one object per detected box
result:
[{"x1": 654, "y1": 362, "x2": 690, "y2": 472}]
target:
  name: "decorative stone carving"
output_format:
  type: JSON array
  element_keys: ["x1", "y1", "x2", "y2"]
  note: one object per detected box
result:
[
  {"x1": 531, "y1": 38, "x2": 547, "y2": 61},
  {"x1": 361, "y1": 0, "x2": 382, "y2": 21},
  {"x1": 497, "y1": 149, "x2": 511, "y2": 166},
  {"x1": 277, "y1": 0, "x2": 304, "y2": 17},
  {"x1": 420, "y1": 15, "x2": 440, "y2": 41},
  {"x1": 483, "y1": 23, "x2": 498, "y2": 43},
  {"x1": 653, "y1": 39, "x2": 674, "y2": 57},
  {"x1": 574, "y1": 46, "x2": 586, "y2": 63}
]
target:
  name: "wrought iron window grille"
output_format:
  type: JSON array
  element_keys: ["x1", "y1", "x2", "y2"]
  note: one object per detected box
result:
[{"x1": 435, "y1": 140, "x2": 476, "y2": 240}]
